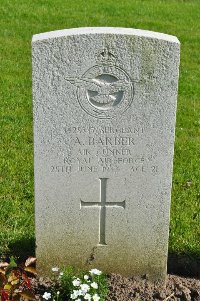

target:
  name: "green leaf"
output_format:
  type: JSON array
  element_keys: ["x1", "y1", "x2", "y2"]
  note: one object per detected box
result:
[{"x1": 9, "y1": 257, "x2": 17, "y2": 268}]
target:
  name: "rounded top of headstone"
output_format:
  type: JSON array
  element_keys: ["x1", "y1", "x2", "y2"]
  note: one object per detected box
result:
[{"x1": 32, "y1": 27, "x2": 180, "y2": 44}]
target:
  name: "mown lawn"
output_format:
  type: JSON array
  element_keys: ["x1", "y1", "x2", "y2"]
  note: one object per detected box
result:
[{"x1": 0, "y1": 0, "x2": 199, "y2": 260}]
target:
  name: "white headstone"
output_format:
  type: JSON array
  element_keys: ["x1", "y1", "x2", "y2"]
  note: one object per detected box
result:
[{"x1": 32, "y1": 27, "x2": 180, "y2": 281}]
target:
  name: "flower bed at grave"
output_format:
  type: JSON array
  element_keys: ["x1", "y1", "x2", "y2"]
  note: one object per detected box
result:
[{"x1": 0, "y1": 257, "x2": 200, "y2": 301}]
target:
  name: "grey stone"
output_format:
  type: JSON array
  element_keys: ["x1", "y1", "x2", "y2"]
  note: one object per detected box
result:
[{"x1": 32, "y1": 27, "x2": 180, "y2": 281}]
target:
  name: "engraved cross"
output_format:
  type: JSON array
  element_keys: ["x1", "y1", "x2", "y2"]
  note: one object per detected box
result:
[{"x1": 80, "y1": 178, "x2": 125, "y2": 246}]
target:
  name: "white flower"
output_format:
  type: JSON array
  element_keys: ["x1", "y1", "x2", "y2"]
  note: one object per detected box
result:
[
  {"x1": 78, "y1": 289, "x2": 84, "y2": 296},
  {"x1": 57, "y1": 291, "x2": 60, "y2": 295},
  {"x1": 91, "y1": 282, "x2": 98, "y2": 289},
  {"x1": 75, "y1": 299, "x2": 81, "y2": 301},
  {"x1": 84, "y1": 293, "x2": 91, "y2": 300},
  {"x1": 70, "y1": 290, "x2": 80, "y2": 299},
  {"x1": 72, "y1": 278, "x2": 81, "y2": 286},
  {"x1": 89, "y1": 269, "x2": 102, "y2": 276},
  {"x1": 70, "y1": 293, "x2": 76, "y2": 300},
  {"x1": 52, "y1": 267, "x2": 59, "y2": 272},
  {"x1": 84, "y1": 274, "x2": 89, "y2": 280},
  {"x1": 80, "y1": 283, "x2": 90, "y2": 293},
  {"x1": 58, "y1": 271, "x2": 63, "y2": 279},
  {"x1": 93, "y1": 294, "x2": 100, "y2": 301},
  {"x1": 42, "y1": 292, "x2": 51, "y2": 300}
]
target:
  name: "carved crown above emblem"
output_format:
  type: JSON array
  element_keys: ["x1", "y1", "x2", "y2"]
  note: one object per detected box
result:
[{"x1": 96, "y1": 46, "x2": 116, "y2": 64}]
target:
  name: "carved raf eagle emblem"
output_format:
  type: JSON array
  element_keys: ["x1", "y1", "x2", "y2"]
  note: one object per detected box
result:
[{"x1": 66, "y1": 46, "x2": 133, "y2": 119}]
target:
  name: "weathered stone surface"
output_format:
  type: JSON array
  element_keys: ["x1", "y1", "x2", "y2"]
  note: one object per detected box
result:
[{"x1": 32, "y1": 27, "x2": 180, "y2": 281}]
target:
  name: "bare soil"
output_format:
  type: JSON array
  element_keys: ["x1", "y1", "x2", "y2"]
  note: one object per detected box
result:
[
  {"x1": 106, "y1": 273, "x2": 200, "y2": 301},
  {"x1": 32, "y1": 273, "x2": 200, "y2": 301}
]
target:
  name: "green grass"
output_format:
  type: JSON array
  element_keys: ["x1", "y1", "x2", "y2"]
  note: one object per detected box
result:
[{"x1": 0, "y1": 0, "x2": 200, "y2": 260}]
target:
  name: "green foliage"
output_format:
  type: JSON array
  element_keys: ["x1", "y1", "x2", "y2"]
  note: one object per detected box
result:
[
  {"x1": 0, "y1": 0, "x2": 199, "y2": 260},
  {"x1": 58, "y1": 267, "x2": 108, "y2": 301},
  {"x1": 59, "y1": 266, "x2": 75, "y2": 299},
  {"x1": 44, "y1": 267, "x2": 108, "y2": 301},
  {"x1": 94, "y1": 273, "x2": 108, "y2": 301},
  {"x1": 8, "y1": 257, "x2": 17, "y2": 269}
]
